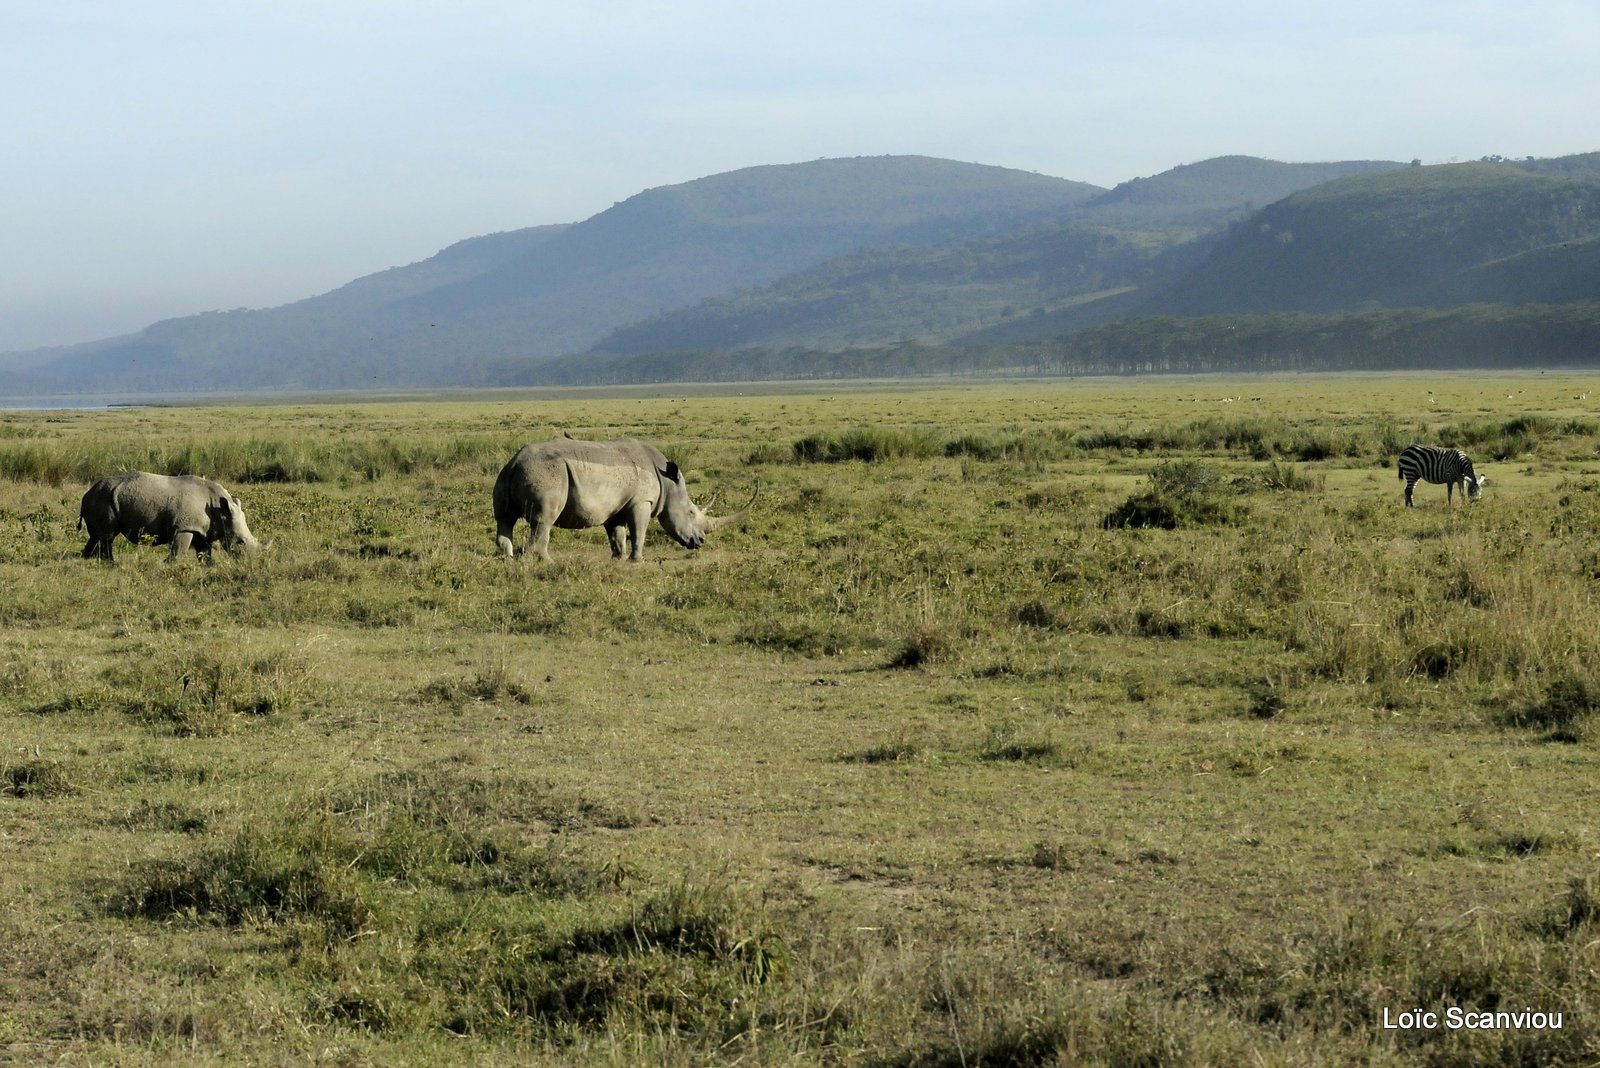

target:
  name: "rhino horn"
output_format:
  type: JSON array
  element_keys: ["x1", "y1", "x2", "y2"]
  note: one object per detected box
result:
[{"x1": 701, "y1": 483, "x2": 759, "y2": 532}]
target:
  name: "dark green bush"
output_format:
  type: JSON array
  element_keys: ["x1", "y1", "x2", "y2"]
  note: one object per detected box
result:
[
  {"x1": 792, "y1": 427, "x2": 942, "y2": 463},
  {"x1": 1505, "y1": 672, "x2": 1600, "y2": 740},
  {"x1": 1104, "y1": 460, "x2": 1248, "y2": 529}
]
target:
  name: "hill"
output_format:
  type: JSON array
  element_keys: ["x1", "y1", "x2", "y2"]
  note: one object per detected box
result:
[
  {"x1": 587, "y1": 158, "x2": 1404, "y2": 356},
  {"x1": 7, "y1": 151, "x2": 1600, "y2": 395},
  {"x1": 1148, "y1": 157, "x2": 1600, "y2": 316},
  {"x1": 0, "y1": 157, "x2": 1097, "y2": 393}
]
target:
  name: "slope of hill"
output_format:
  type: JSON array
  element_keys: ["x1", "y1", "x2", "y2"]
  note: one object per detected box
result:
[
  {"x1": 0, "y1": 157, "x2": 1099, "y2": 393},
  {"x1": 591, "y1": 223, "x2": 1158, "y2": 355},
  {"x1": 1421, "y1": 234, "x2": 1600, "y2": 306},
  {"x1": 1149, "y1": 159, "x2": 1600, "y2": 316},
  {"x1": 1078, "y1": 155, "x2": 1403, "y2": 227},
  {"x1": 588, "y1": 158, "x2": 1405, "y2": 356},
  {"x1": 8, "y1": 151, "x2": 1600, "y2": 395}
]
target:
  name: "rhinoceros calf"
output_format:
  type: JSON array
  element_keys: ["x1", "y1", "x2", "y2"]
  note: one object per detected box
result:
[
  {"x1": 493, "y1": 437, "x2": 753, "y2": 561},
  {"x1": 79, "y1": 472, "x2": 261, "y2": 562}
]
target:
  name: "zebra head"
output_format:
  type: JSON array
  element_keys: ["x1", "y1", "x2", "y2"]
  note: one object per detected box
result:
[{"x1": 1466, "y1": 474, "x2": 1488, "y2": 501}]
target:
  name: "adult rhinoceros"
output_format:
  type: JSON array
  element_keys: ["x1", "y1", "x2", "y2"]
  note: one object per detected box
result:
[
  {"x1": 79, "y1": 472, "x2": 261, "y2": 562},
  {"x1": 493, "y1": 437, "x2": 754, "y2": 561}
]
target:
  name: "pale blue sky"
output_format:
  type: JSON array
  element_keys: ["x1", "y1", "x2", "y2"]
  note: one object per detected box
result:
[{"x1": 4, "y1": 0, "x2": 1597, "y2": 352}]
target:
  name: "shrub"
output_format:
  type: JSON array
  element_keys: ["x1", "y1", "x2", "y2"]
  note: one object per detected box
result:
[
  {"x1": 886, "y1": 622, "x2": 959, "y2": 668},
  {"x1": 979, "y1": 720, "x2": 1059, "y2": 763},
  {"x1": 840, "y1": 738, "x2": 921, "y2": 764},
  {"x1": 1535, "y1": 875, "x2": 1600, "y2": 939},
  {"x1": 1103, "y1": 460, "x2": 1247, "y2": 529},
  {"x1": 113, "y1": 816, "x2": 373, "y2": 937},
  {"x1": 743, "y1": 442, "x2": 790, "y2": 465},
  {"x1": 2, "y1": 758, "x2": 76, "y2": 799},
  {"x1": 1504, "y1": 672, "x2": 1600, "y2": 740},
  {"x1": 107, "y1": 644, "x2": 317, "y2": 736},
  {"x1": 792, "y1": 427, "x2": 942, "y2": 463},
  {"x1": 1258, "y1": 461, "x2": 1325, "y2": 493}
]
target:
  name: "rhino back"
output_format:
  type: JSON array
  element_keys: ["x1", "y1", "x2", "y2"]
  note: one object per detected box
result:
[
  {"x1": 81, "y1": 473, "x2": 131, "y2": 511},
  {"x1": 112, "y1": 473, "x2": 210, "y2": 537},
  {"x1": 506, "y1": 439, "x2": 662, "y2": 526}
]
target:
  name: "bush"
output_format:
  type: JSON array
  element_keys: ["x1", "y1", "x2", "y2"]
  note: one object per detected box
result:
[
  {"x1": 792, "y1": 427, "x2": 943, "y2": 463},
  {"x1": 113, "y1": 817, "x2": 373, "y2": 937},
  {"x1": 1104, "y1": 460, "x2": 1247, "y2": 529},
  {"x1": 2, "y1": 758, "x2": 76, "y2": 799},
  {"x1": 979, "y1": 719, "x2": 1059, "y2": 763},
  {"x1": 1505, "y1": 672, "x2": 1600, "y2": 740},
  {"x1": 1258, "y1": 461, "x2": 1325, "y2": 492}
]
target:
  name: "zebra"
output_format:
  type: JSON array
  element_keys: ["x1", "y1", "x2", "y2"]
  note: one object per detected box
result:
[{"x1": 1397, "y1": 444, "x2": 1487, "y2": 507}]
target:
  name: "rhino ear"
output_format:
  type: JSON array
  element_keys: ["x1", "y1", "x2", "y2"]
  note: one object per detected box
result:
[{"x1": 661, "y1": 461, "x2": 682, "y2": 484}]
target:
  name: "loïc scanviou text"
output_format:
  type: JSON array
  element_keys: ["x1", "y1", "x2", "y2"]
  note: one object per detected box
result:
[{"x1": 1383, "y1": 1007, "x2": 1563, "y2": 1031}]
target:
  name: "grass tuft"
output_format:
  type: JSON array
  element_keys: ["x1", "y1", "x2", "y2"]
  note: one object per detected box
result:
[
  {"x1": 1534, "y1": 875, "x2": 1600, "y2": 939},
  {"x1": 979, "y1": 720, "x2": 1059, "y2": 764},
  {"x1": 792, "y1": 427, "x2": 943, "y2": 463},
  {"x1": 1258, "y1": 460, "x2": 1326, "y2": 492},
  {"x1": 1242, "y1": 679, "x2": 1288, "y2": 719},
  {"x1": 1504, "y1": 671, "x2": 1600, "y2": 740},
  {"x1": 840, "y1": 738, "x2": 921, "y2": 764},
  {"x1": 1103, "y1": 459, "x2": 1248, "y2": 528},
  {"x1": 886, "y1": 622, "x2": 959, "y2": 669},
  {"x1": 112, "y1": 816, "x2": 374, "y2": 937},
  {"x1": 2, "y1": 758, "x2": 76, "y2": 798},
  {"x1": 419, "y1": 661, "x2": 536, "y2": 707}
]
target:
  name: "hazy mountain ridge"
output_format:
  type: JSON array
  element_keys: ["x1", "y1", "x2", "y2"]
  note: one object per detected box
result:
[
  {"x1": 1080, "y1": 156, "x2": 1403, "y2": 222},
  {"x1": 381, "y1": 156, "x2": 1099, "y2": 355},
  {"x1": 6, "y1": 151, "x2": 1600, "y2": 394},
  {"x1": 1149, "y1": 160, "x2": 1600, "y2": 316},
  {"x1": 2, "y1": 156, "x2": 1098, "y2": 392},
  {"x1": 588, "y1": 158, "x2": 1409, "y2": 356}
]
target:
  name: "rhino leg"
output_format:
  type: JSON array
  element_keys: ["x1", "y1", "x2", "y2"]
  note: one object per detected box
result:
[
  {"x1": 604, "y1": 519, "x2": 628, "y2": 559},
  {"x1": 167, "y1": 531, "x2": 206, "y2": 561},
  {"x1": 495, "y1": 518, "x2": 518, "y2": 558},
  {"x1": 625, "y1": 501, "x2": 652, "y2": 562},
  {"x1": 527, "y1": 518, "x2": 555, "y2": 562}
]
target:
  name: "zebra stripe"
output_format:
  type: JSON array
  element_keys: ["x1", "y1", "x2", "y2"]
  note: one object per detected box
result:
[{"x1": 1397, "y1": 444, "x2": 1484, "y2": 507}]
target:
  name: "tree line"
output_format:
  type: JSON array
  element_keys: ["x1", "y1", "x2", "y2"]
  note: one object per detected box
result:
[{"x1": 518, "y1": 302, "x2": 1600, "y2": 385}]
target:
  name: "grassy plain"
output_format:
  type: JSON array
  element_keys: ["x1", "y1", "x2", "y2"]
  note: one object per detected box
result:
[{"x1": 3, "y1": 373, "x2": 1600, "y2": 1066}]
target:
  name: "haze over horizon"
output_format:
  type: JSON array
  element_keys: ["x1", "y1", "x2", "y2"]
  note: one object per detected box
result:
[{"x1": 6, "y1": 1, "x2": 1598, "y2": 354}]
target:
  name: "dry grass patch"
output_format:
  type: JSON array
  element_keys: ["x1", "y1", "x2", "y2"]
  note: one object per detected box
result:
[{"x1": 3, "y1": 377, "x2": 1600, "y2": 1064}]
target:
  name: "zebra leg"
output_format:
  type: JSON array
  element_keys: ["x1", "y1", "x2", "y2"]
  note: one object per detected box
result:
[{"x1": 1404, "y1": 479, "x2": 1415, "y2": 507}]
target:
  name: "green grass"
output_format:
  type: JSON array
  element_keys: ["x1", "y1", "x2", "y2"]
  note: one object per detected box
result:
[{"x1": 3, "y1": 373, "x2": 1600, "y2": 1064}]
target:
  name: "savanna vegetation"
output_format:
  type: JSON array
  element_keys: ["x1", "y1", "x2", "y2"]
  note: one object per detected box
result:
[
  {"x1": 19, "y1": 154, "x2": 1600, "y2": 397},
  {"x1": 4, "y1": 374, "x2": 1600, "y2": 1065},
  {"x1": 540, "y1": 302, "x2": 1600, "y2": 385}
]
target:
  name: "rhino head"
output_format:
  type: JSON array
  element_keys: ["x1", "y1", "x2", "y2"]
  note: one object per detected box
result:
[
  {"x1": 656, "y1": 463, "x2": 758, "y2": 550},
  {"x1": 206, "y1": 488, "x2": 261, "y2": 553}
]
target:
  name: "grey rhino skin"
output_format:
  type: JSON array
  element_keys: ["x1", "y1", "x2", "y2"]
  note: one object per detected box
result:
[
  {"x1": 493, "y1": 437, "x2": 754, "y2": 561},
  {"x1": 79, "y1": 472, "x2": 261, "y2": 562}
]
